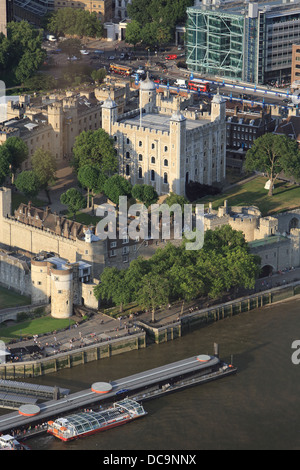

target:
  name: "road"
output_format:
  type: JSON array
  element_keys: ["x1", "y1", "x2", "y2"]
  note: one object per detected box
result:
[{"x1": 43, "y1": 37, "x2": 296, "y2": 110}]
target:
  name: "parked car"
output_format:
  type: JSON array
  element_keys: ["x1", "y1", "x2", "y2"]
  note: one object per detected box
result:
[{"x1": 80, "y1": 50, "x2": 89, "y2": 55}]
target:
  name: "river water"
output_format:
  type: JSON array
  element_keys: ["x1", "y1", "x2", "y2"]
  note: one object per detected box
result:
[{"x1": 6, "y1": 296, "x2": 300, "y2": 451}]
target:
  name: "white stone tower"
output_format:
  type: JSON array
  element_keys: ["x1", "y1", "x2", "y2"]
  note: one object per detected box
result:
[
  {"x1": 101, "y1": 95, "x2": 118, "y2": 135},
  {"x1": 169, "y1": 108, "x2": 187, "y2": 196},
  {"x1": 139, "y1": 73, "x2": 157, "y2": 113}
]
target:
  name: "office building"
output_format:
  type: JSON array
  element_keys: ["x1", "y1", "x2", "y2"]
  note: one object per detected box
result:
[{"x1": 186, "y1": 0, "x2": 300, "y2": 85}]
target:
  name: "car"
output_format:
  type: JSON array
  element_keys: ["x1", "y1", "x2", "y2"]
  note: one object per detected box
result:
[
  {"x1": 108, "y1": 56, "x2": 115, "y2": 60},
  {"x1": 120, "y1": 53, "x2": 125, "y2": 59},
  {"x1": 80, "y1": 50, "x2": 89, "y2": 55},
  {"x1": 165, "y1": 54, "x2": 177, "y2": 60},
  {"x1": 94, "y1": 49, "x2": 104, "y2": 54}
]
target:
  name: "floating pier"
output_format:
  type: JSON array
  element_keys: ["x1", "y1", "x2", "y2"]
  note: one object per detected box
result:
[{"x1": 0, "y1": 349, "x2": 236, "y2": 434}]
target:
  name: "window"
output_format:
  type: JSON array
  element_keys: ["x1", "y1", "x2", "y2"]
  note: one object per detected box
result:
[
  {"x1": 126, "y1": 164, "x2": 130, "y2": 176},
  {"x1": 151, "y1": 156, "x2": 155, "y2": 164},
  {"x1": 138, "y1": 167, "x2": 143, "y2": 179},
  {"x1": 139, "y1": 141, "x2": 142, "y2": 147},
  {"x1": 164, "y1": 146, "x2": 168, "y2": 152},
  {"x1": 151, "y1": 170, "x2": 155, "y2": 181},
  {"x1": 126, "y1": 151, "x2": 130, "y2": 159},
  {"x1": 151, "y1": 143, "x2": 155, "y2": 149},
  {"x1": 163, "y1": 173, "x2": 168, "y2": 184},
  {"x1": 138, "y1": 154, "x2": 143, "y2": 161},
  {"x1": 164, "y1": 159, "x2": 168, "y2": 166}
]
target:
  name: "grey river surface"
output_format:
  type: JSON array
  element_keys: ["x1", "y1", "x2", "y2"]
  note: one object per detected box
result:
[{"x1": 5, "y1": 296, "x2": 300, "y2": 450}]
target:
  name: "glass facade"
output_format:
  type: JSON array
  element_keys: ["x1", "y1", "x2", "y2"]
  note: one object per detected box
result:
[
  {"x1": 186, "y1": 2, "x2": 300, "y2": 85},
  {"x1": 186, "y1": 7, "x2": 245, "y2": 80}
]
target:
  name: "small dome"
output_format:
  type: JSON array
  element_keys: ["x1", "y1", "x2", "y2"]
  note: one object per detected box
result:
[
  {"x1": 102, "y1": 95, "x2": 117, "y2": 109},
  {"x1": 212, "y1": 92, "x2": 226, "y2": 104},
  {"x1": 140, "y1": 72, "x2": 156, "y2": 91},
  {"x1": 171, "y1": 109, "x2": 186, "y2": 122}
]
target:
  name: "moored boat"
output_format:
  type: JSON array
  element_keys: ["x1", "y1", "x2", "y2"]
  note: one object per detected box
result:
[
  {"x1": 47, "y1": 398, "x2": 147, "y2": 442},
  {"x1": 0, "y1": 435, "x2": 26, "y2": 450}
]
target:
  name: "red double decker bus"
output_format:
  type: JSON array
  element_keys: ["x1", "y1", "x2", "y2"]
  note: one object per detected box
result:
[{"x1": 188, "y1": 79, "x2": 210, "y2": 92}]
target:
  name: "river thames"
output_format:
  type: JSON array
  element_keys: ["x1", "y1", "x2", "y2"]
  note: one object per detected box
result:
[{"x1": 6, "y1": 296, "x2": 300, "y2": 451}]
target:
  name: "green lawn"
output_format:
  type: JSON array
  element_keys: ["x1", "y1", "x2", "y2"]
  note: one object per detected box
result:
[
  {"x1": 0, "y1": 316, "x2": 75, "y2": 343},
  {"x1": 199, "y1": 176, "x2": 300, "y2": 216},
  {"x1": 0, "y1": 286, "x2": 31, "y2": 310}
]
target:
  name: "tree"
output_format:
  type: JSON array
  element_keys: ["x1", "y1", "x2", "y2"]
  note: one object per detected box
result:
[
  {"x1": 125, "y1": 20, "x2": 142, "y2": 47},
  {"x1": 72, "y1": 129, "x2": 117, "y2": 175},
  {"x1": 127, "y1": 0, "x2": 194, "y2": 47},
  {"x1": 0, "y1": 146, "x2": 10, "y2": 185},
  {"x1": 47, "y1": 8, "x2": 103, "y2": 38},
  {"x1": 91, "y1": 68, "x2": 106, "y2": 84},
  {"x1": 132, "y1": 184, "x2": 158, "y2": 207},
  {"x1": 2, "y1": 137, "x2": 28, "y2": 183},
  {"x1": 0, "y1": 21, "x2": 46, "y2": 85},
  {"x1": 15, "y1": 170, "x2": 41, "y2": 198},
  {"x1": 60, "y1": 188, "x2": 85, "y2": 216},
  {"x1": 137, "y1": 273, "x2": 169, "y2": 322},
  {"x1": 94, "y1": 267, "x2": 131, "y2": 312},
  {"x1": 103, "y1": 175, "x2": 132, "y2": 205},
  {"x1": 78, "y1": 164, "x2": 101, "y2": 208},
  {"x1": 31, "y1": 149, "x2": 57, "y2": 203},
  {"x1": 244, "y1": 133, "x2": 300, "y2": 196},
  {"x1": 165, "y1": 192, "x2": 188, "y2": 210}
]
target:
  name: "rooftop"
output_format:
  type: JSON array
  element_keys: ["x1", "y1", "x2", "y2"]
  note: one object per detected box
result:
[{"x1": 119, "y1": 111, "x2": 210, "y2": 132}]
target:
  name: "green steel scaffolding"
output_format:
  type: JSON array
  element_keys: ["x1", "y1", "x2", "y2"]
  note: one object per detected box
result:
[{"x1": 186, "y1": 7, "x2": 245, "y2": 80}]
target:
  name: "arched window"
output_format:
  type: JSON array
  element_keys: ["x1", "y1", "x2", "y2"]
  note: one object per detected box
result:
[
  {"x1": 151, "y1": 156, "x2": 155, "y2": 164},
  {"x1": 151, "y1": 170, "x2": 155, "y2": 181},
  {"x1": 138, "y1": 154, "x2": 143, "y2": 161},
  {"x1": 126, "y1": 164, "x2": 130, "y2": 176},
  {"x1": 163, "y1": 172, "x2": 168, "y2": 184},
  {"x1": 138, "y1": 167, "x2": 143, "y2": 179},
  {"x1": 126, "y1": 151, "x2": 130, "y2": 159},
  {"x1": 164, "y1": 159, "x2": 168, "y2": 167}
]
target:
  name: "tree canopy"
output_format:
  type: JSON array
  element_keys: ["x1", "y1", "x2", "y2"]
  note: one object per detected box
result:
[
  {"x1": 0, "y1": 21, "x2": 46, "y2": 84},
  {"x1": 126, "y1": 0, "x2": 194, "y2": 46},
  {"x1": 31, "y1": 148, "x2": 57, "y2": 203},
  {"x1": 72, "y1": 129, "x2": 118, "y2": 175},
  {"x1": 60, "y1": 188, "x2": 86, "y2": 216},
  {"x1": 94, "y1": 225, "x2": 261, "y2": 317},
  {"x1": 47, "y1": 8, "x2": 103, "y2": 38},
  {"x1": 15, "y1": 170, "x2": 41, "y2": 198},
  {"x1": 244, "y1": 133, "x2": 300, "y2": 196},
  {"x1": 132, "y1": 184, "x2": 158, "y2": 207},
  {"x1": 2, "y1": 136, "x2": 28, "y2": 183},
  {"x1": 103, "y1": 175, "x2": 132, "y2": 205}
]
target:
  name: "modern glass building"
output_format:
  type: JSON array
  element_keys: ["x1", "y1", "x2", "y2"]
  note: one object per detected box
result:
[{"x1": 186, "y1": 0, "x2": 300, "y2": 85}]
